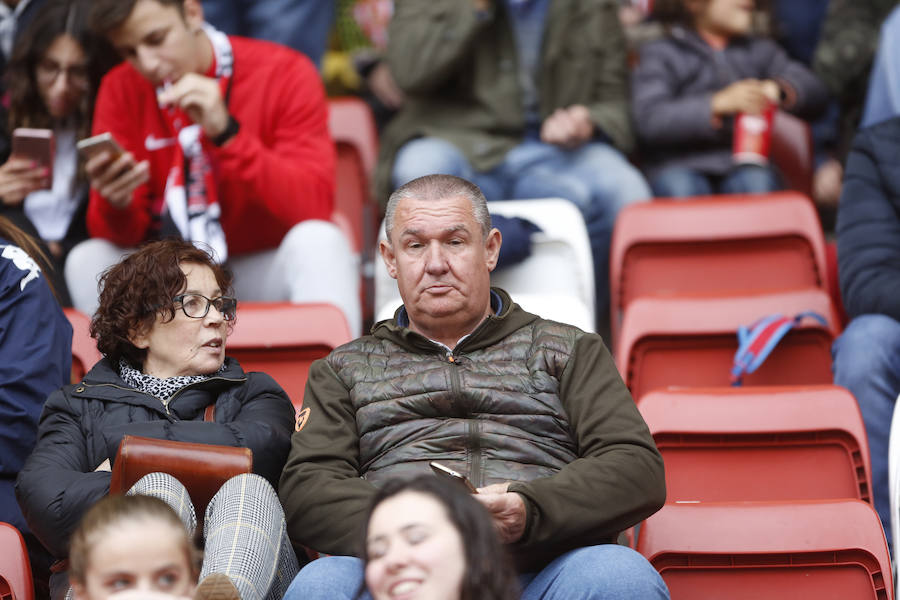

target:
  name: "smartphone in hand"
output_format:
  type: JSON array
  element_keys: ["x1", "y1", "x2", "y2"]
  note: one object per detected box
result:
[
  {"x1": 12, "y1": 128, "x2": 54, "y2": 188},
  {"x1": 430, "y1": 461, "x2": 478, "y2": 494},
  {"x1": 76, "y1": 132, "x2": 125, "y2": 162}
]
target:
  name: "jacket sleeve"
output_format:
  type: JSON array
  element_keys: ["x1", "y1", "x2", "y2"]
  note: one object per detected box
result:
[
  {"x1": 836, "y1": 124, "x2": 900, "y2": 319},
  {"x1": 278, "y1": 357, "x2": 376, "y2": 556},
  {"x1": 0, "y1": 258, "x2": 71, "y2": 531},
  {"x1": 86, "y1": 73, "x2": 156, "y2": 247},
  {"x1": 99, "y1": 373, "x2": 295, "y2": 488},
  {"x1": 631, "y1": 40, "x2": 725, "y2": 147},
  {"x1": 759, "y1": 39, "x2": 828, "y2": 119},
  {"x1": 386, "y1": 0, "x2": 494, "y2": 94},
  {"x1": 211, "y1": 53, "x2": 334, "y2": 229},
  {"x1": 15, "y1": 391, "x2": 112, "y2": 558},
  {"x1": 507, "y1": 334, "x2": 665, "y2": 553}
]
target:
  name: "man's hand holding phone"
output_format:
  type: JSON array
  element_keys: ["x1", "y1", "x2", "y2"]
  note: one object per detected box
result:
[
  {"x1": 475, "y1": 482, "x2": 527, "y2": 544},
  {"x1": 82, "y1": 133, "x2": 149, "y2": 209}
]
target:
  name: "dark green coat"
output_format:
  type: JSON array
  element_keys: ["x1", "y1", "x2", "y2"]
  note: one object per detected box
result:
[{"x1": 375, "y1": 0, "x2": 634, "y2": 204}]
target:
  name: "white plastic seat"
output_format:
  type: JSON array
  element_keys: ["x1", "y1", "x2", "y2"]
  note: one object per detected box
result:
[{"x1": 375, "y1": 198, "x2": 595, "y2": 331}]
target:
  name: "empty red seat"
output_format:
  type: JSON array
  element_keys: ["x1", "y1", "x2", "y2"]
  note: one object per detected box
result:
[
  {"x1": 63, "y1": 307, "x2": 102, "y2": 383},
  {"x1": 637, "y1": 500, "x2": 893, "y2": 600},
  {"x1": 226, "y1": 302, "x2": 353, "y2": 412},
  {"x1": 616, "y1": 289, "x2": 837, "y2": 401},
  {"x1": 0, "y1": 523, "x2": 33, "y2": 600},
  {"x1": 771, "y1": 110, "x2": 814, "y2": 197},
  {"x1": 638, "y1": 385, "x2": 871, "y2": 503},
  {"x1": 609, "y1": 192, "x2": 827, "y2": 347}
]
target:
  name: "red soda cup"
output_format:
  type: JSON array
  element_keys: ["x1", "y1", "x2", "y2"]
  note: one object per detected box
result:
[{"x1": 733, "y1": 101, "x2": 775, "y2": 164}]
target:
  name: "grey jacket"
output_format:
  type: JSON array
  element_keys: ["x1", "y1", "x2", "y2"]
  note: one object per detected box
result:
[{"x1": 631, "y1": 26, "x2": 828, "y2": 177}]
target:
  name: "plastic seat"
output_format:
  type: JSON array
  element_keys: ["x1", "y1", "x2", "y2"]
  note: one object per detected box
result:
[
  {"x1": 226, "y1": 302, "x2": 353, "y2": 412},
  {"x1": 771, "y1": 110, "x2": 814, "y2": 197},
  {"x1": 617, "y1": 289, "x2": 837, "y2": 401},
  {"x1": 374, "y1": 198, "x2": 596, "y2": 331},
  {"x1": 328, "y1": 96, "x2": 380, "y2": 326},
  {"x1": 637, "y1": 500, "x2": 893, "y2": 600},
  {"x1": 63, "y1": 307, "x2": 102, "y2": 383},
  {"x1": 609, "y1": 191, "x2": 828, "y2": 346},
  {"x1": 639, "y1": 386, "x2": 871, "y2": 503},
  {"x1": 0, "y1": 523, "x2": 33, "y2": 600}
]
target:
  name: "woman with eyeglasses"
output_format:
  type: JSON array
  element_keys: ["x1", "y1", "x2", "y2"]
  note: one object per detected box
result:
[
  {"x1": 16, "y1": 238, "x2": 299, "y2": 600},
  {"x1": 0, "y1": 0, "x2": 112, "y2": 305}
]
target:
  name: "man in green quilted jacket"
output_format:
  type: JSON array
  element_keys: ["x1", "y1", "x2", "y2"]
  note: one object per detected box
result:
[{"x1": 279, "y1": 174, "x2": 668, "y2": 599}]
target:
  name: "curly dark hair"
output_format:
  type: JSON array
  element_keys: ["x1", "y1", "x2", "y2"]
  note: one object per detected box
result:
[
  {"x1": 90, "y1": 238, "x2": 233, "y2": 368},
  {"x1": 6, "y1": 0, "x2": 116, "y2": 139},
  {"x1": 358, "y1": 475, "x2": 520, "y2": 600}
]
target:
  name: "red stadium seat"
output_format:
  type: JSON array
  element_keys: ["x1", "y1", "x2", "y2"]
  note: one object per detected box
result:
[
  {"x1": 226, "y1": 302, "x2": 353, "y2": 412},
  {"x1": 616, "y1": 289, "x2": 837, "y2": 401},
  {"x1": 0, "y1": 523, "x2": 33, "y2": 600},
  {"x1": 638, "y1": 386, "x2": 871, "y2": 503},
  {"x1": 637, "y1": 500, "x2": 893, "y2": 600},
  {"x1": 63, "y1": 308, "x2": 102, "y2": 383},
  {"x1": 609, "y1": 192, "x2": 828, "y2": 347},
  {"x1": 771, "y1": 110, "x2": 814, "y2": 197}
]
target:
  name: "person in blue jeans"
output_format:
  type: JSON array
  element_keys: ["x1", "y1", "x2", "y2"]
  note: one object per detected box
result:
[
  {"x1": 832, "y1": 116, "x2": 900, "y2": 550},
  {"x1": 375, "y1": 0, "x2": 651, "y2": 333},
  {"x1": 200, "y1": 0, "x2": 333, "y2": 65}
]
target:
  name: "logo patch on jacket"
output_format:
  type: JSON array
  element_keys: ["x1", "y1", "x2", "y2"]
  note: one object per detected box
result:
[{"x1": 295, "y1": 407, "x2": 311, "y2": 432}]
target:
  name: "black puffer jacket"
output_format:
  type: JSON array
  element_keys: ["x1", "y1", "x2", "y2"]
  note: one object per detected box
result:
[{"x1": 16, "y1": 357, "x2": 294, "y2": 559}]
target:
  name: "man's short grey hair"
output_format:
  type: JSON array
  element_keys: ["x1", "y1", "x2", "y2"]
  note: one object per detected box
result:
[{"x1": 384, "y1": 174, "x2": 492, "y2": 242}]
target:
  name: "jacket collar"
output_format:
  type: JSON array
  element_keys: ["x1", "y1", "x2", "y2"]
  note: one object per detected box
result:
[{"x1": 372, "y1": 288, "x2": 539, "y2": 355}]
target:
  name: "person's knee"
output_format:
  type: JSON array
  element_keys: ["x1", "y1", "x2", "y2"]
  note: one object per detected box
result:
[
  {"x1": 285, "y1": 556, "x2": 364, "y2": 600},
  {"x1": 280, "y1": 220, "x2": 354, "y2": 257},
  {"x1": 392, "y1": 138, "x2": 472, "y2": 187},
  {"x1": 721, "y1": 165, "x2": 781, "y2": 194},
  {"x1": 537, "y1": 545, "x2": 668, "y2": 599},
  {"x1": 651, "y1": 168, "x2": 711, "y2": 198},
  {"x1": 834, "y1": 314, "x2": 900, "y2": 387},
  {"x1": 65, "y1": 239, "x2": 129, "y2": 314}
]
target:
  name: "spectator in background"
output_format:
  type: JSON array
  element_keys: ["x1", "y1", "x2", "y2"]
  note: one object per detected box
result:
[
  {"x1": 65, "y1": 0, "x2": 361, "y2": 335},
  {"x1": 200, "y1": 0, "x2": 333, "y2": 67},
  {"x1": 631, "y1": 0, "x2": 827, "y2": 198},
  {"x1": 0, "y1": 0, "x2": 47, "y2": 78},
  {"x1": 0, "y1": 215, "x2": 71, "y2": 600},
  {"x1": 832, "y1": 116, "x2": 900, "y2": 550},
  {"x1": 17, "y1": 239, "x2": 297, "y2": 600},
  {"x1": 0, "y1": 0, "x2": 111, "y2": 306},
  {"x1": 360, "y1": 475, "x2": 519, "y2": 600},
  {"x1": 280, "y1": 175, "x2": 668, "y2": 600},
  {"x1": 860, "y1": 5, "x2": 900, "y2": 127},
  {"x1": 375, "y1": 0, "x2": 651, "y2": 333}
]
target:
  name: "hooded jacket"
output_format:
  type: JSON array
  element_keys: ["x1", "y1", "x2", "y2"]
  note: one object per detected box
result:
[
  {"x1": 279, "y1": 289, "x2": 665, "y2": 569},
  {"x1": 16, "y1": 356, "x2": 294, "y2": 559}
]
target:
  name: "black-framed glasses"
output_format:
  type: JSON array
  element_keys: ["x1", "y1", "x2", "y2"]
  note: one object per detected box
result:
[
  {"x1": 36, "y1": 58, "x2": 89, "y2": 90},
  {"x1": 173, "y1": 294, "x2": 237, "y2": 321}
]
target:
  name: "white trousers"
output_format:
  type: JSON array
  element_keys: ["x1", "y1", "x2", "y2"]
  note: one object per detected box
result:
[{"x1": 65, "y1": 220, "x2": 361, "y2": 336}]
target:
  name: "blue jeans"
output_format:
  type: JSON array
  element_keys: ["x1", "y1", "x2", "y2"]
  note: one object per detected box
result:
[
  {"x1": 650, "y1": 165, "x2": 781, "y2": 198},
  {"x1": 832, "y1": 314, "x2": 900, "y2": 549},
  {"x1": 284, "y1": 545, "x2": 669, "y2": 599},
  {"x1": 392, "y1": 137, "x2": 652, "y2": 329},
  {"x1": 201, "y1": 0, "x2": 334, "y2": 65}
]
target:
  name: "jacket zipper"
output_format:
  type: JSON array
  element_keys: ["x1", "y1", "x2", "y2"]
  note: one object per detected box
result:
[
  {"x1": 76, "y1": 376, "x2": 246, "y2": 416},
  {"x1": 445, "y1": 350, "x2": 483, "y2": 489}
]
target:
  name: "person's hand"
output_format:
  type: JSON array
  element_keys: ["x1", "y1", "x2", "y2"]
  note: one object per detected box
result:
[
  {"x1": 85, "y1": 150, "x2": 150, "y2": 209},
  {"x1": 475, "y1": 482, "x2": 527, "y2": 544},
  {"x1": 711, "y1": 79, "x2": 777, "y2": 116},
  {"x1": 94, "y1": 458, "x2": 111, "y2": 472},
  {"x1": 367, "y1": 61, "x2": 405, "y2": 110},
  {"x1": 0, "y1": 157, "x2": 49, "y2": 205},
  {"x1": 157, "y1": 73, "x2": 230, "y2": 140},
  {"x1": 540, "y1": 104, "x2": 595, "y2": 149},
  {"x1": 814, "y1": 157, "x2": 843, "y2": 208}
]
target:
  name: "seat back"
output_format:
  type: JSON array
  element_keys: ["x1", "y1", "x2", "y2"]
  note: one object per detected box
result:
[
  {"x1": 0, "y1": 523, "x2": 33, "y2": 600},
  {"x1": 639, "y1": 386, "x2": 871, "y2": 503},
  {"x1": 226, "y1": 303, "x2": 353, "y2": 412},
  {"x1": 374, "y1": 198, "x2": 596, "y2": 331},
  {"x1": 637, "y1": 500, "x2": 893, "y2": 600},
  {"x1": 771, "y1": 110, "x2": 814, "y2": 197},
  {"x1": 63, "y1": 308, "x2": 101, "y2": 383},
  {"x1": 616, "y1": 290, "x2": 837, "y2": 401},
  {"x1": 609, "y1": 192, "x2": 827, "y2": 346}
]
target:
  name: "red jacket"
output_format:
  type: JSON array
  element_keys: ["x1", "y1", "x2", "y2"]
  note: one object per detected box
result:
[{"x1": 87, "y1": 36, "x2": 335, "y2": 255}]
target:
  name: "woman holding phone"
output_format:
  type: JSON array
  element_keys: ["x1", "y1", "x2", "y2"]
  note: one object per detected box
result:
[{"x1": 0, "y1": 0, "x2": 112, "y2": 305}]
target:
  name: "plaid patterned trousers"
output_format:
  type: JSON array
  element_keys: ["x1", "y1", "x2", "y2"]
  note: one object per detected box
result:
[{"x1": 128, "y1": 472, "x2": 299, "y2": 600}]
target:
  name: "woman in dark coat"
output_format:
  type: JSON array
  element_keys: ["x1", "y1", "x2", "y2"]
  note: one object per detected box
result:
[{"x1": 16, "y1": 238, "x2": 297, "y2": 600}]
